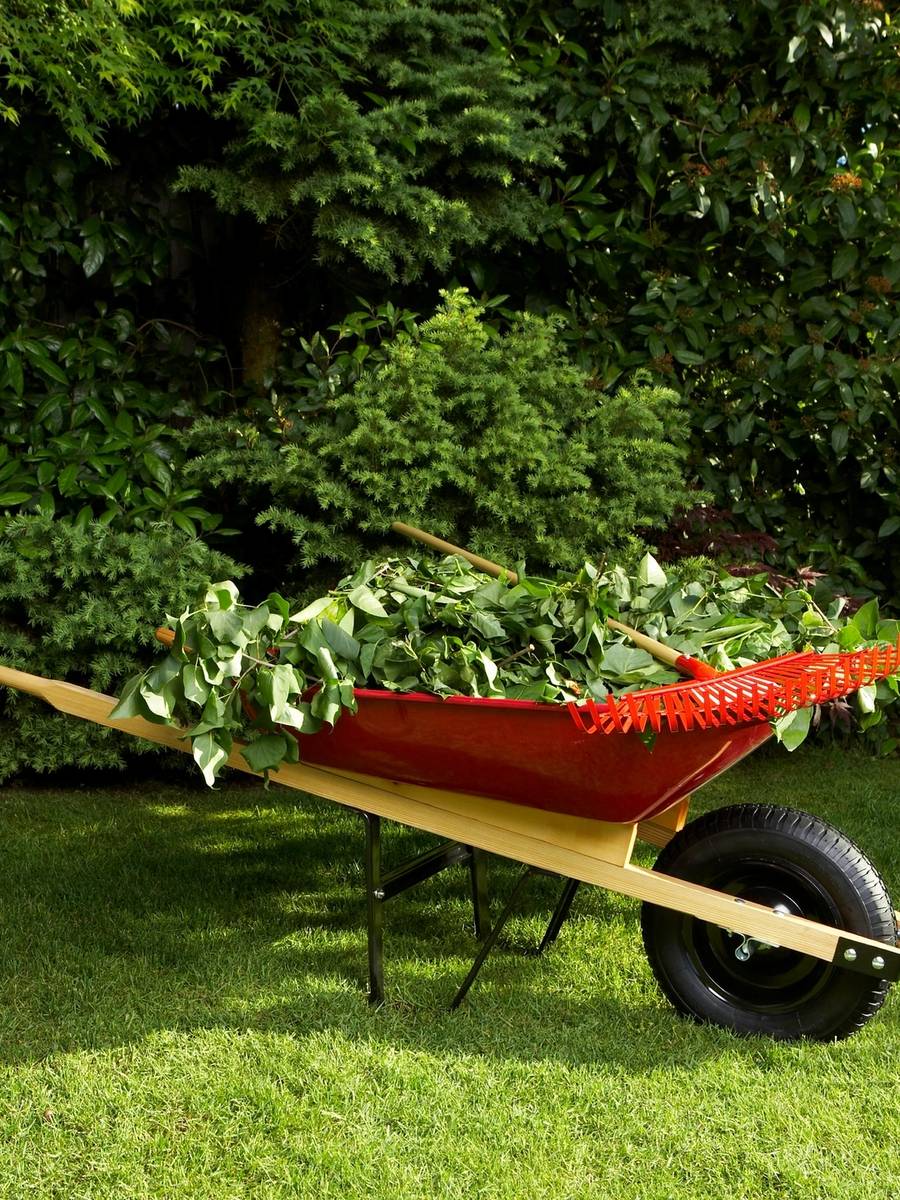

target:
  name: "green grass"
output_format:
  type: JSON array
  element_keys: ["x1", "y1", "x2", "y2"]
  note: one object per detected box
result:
[{"x1": 1, "y1": 745, "x2": 899, "y2": 1199}]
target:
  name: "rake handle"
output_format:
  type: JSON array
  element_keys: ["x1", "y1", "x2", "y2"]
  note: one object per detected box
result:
[
  {"x1": 390, "y1": 522, "x2": 719, "y2": 680},
  {"x1": 390, "y1": 522, "x2": 519, "y2": 583}
]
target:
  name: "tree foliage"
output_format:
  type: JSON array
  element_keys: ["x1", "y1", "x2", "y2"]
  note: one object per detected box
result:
[
  {"x1": 175, "y1": 0, "x2": 560, "y2": 280},
  {"x1": 0, "y1": 0, "x2": 219, "y2": 159},
  {"x1": 2, "y1": 0, "x2": 559, "y2": 281},
  {"x1": 0, "y1": 125, "x2": 232, "y2": 534},
  {"x1": 494, "y1": 0, "x2": 900, "y2": 592}
]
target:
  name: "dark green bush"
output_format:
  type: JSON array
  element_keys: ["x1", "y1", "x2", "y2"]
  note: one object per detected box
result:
[
  {"x1": 0, "y1": 131, "x2": 233, "y2": 536},
  {"x1": 184, "y1": 290, "x2": 695, "y2": 589},
  {"x1": 0, "y1": 517, "x2": 243, "y2": 779},
  {"x1": 491, "y1": 0, "x2": 900, "y2": 596}
]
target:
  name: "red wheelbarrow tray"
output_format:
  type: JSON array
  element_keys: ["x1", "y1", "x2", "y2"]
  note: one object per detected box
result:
[
  {"x1": 297, "y1": 686, "x2": 772, "y2": 824},
  {"x1": 295, "y1": 639, "x2": 900, "y2": 824}
]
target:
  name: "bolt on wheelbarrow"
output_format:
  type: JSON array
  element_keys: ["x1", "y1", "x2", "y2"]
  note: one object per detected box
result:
[{"x1": 2, "y1": 618, "x2": 899, "y2": 1042}]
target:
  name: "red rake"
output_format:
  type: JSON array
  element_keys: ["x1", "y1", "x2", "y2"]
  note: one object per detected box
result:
[{"x1": 568, "y1": 636, "x2": 900, "y2": 736}]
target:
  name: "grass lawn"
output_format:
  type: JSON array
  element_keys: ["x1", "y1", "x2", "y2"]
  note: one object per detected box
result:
[{"x1": 0, "y1": 745, "x2": 899, "y2": 1199}]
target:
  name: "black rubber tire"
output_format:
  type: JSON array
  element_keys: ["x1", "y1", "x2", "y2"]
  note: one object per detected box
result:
[{"x1": 641, "y1": 804, "x2": 897, "y2": 1041}]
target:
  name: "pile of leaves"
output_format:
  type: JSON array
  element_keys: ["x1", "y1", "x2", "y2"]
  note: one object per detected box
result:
[{"x1": 113, "y1": 553, "x2": 900, "y2": 785}]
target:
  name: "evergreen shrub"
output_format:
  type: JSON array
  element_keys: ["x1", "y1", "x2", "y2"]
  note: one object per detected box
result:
[
  {"x1": 185, "y1": 291, "x2": 696, "y2": 592},
  {"x1": 0, "y1": 517, "x2": 242, "y2": 779}
]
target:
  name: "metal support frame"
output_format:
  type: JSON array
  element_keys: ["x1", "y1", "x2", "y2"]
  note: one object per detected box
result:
[
  {"x1": 361, "y1": 810, "x2": 490, "y2": 1006},
  {"x1": 451, "y1": 870, "x2": 582, "y2": 1010}
]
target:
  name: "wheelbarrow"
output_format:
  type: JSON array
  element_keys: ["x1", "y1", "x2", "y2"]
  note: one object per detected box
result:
[{"x1": 2, "y1": 546, "x2": 900, "y2": 1041}]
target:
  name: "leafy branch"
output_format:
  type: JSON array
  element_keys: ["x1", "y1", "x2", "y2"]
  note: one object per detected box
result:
[{"x1": 113, "y1": 552, "x2": 900, "y2": 786}]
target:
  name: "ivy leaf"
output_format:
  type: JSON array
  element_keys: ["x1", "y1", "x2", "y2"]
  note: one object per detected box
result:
[
  {"x1": 110, "y1": 676, "x2": 156, "y2": 722},
  {"x1": 637, "y1": 553, "x2": 667, "y2": 588},
  {"x1": 470, "y1": 610, "x2": 506, "y2": 639},
  {"x1": 207, "y1": 608, "x2": 245, "y2": 645},
  {"x1": 289, "y1": 595, "x2": 333, "y2": 623},
  {"x1": 182, "y1": 663, "x2": 210, "y2": 705},
  {"x1": 205, "y1": 581, "x2": 240, "y2": 610}
]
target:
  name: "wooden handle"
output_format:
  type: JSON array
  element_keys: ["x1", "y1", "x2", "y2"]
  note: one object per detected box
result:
[
  {"x1": 390, "y1": 522, "x2": 519, "y2": 583},
  {"x1": 605, "y1": 618, "x2": 682, "y2": 669}
]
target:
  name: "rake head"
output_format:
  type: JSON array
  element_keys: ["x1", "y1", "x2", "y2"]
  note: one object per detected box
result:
[{"x1": 569, "y1": 637, "x2": 900, "y2": 736}]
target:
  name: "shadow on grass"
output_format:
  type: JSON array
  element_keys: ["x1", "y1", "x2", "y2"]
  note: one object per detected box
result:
[{"x1": 1, "y1": 755, "x2": 898, "y2": 1071}]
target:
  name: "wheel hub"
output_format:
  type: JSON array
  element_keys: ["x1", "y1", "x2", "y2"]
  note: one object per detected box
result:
[{"x1": 731, "y1": 903, "x2": 793, "y2": 961}]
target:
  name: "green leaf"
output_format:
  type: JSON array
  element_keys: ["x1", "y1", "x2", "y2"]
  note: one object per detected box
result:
[
  {"x1": 786, "y1": 345, "x2": 811, "y2": 370},
  {"x1": 182, "y1": 663, "x2": 210, "y2": 705},
  {"x1": 207, "y1": 607, "x2": 245, "y2": 646},
  {"x1": 142, "y1": 451, "x2": 172, "y2": 490},
  {"x1": 832, "y1": 244, "x2": 858, "y2": 281},
  {"x1": 172, "y1": 513, "x2": 197, "y2": 537},
  {"x1": 470, "y1": 610, "x2": 506, "y2": 640},
  {"x1": 773, "y1": 706, "x2": 812, "y2": 751},
  {"x1": 635, "y1": 168, "x2": 655, "y2": 198},
  {"x1": 349, "y1": 585, "x2": 388, "y2": 618},
  {"x1": 289, "y1": 596, "x2": 334, "y2": 624},
  {"x1": 204, "y1": 580, "x2": 240, "y2": 610},
  {"x1": 793, "y1": 103, "x2": 811, "y2": 132},
  {"x1": 636, "y1": 553, "x2": 667, "y2": 587},
  {"x1": 192, "y1": 731, "x2": 230, "y2": 787},
  {"x1": 82, "y1": 234, "x2": 105, "y2": 277},
  {"x1": 857, "y1": 684, "x2": 877, "y2": 715},
  {"x1": 853, "y1": 598, "x2": 879, "y2": 640},
  {"x1": 242, "y1": 605, "x2": 271, "y2": 639},
  {"x1": 109, "y1": 676, "x2": 154, "y2": 722},
  {"x1": 241, "y1": 732, "x2": 291, "y2": 773},
  {"x1": 5, "y1": 353, "x2": 23, "y2": 397},
  {"x1": 877, "y1": 517, "x2": 900, "y2": 539},
  {"x1": 787, "y1": 35, "x2": 806, "y2": 62},
  {"x1": 321, "y1": 616, "x2": 361, "y2": 662}
]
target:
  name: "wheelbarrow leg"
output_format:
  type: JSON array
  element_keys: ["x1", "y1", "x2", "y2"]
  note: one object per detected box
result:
[
  {"x1": 362, "y1": 816, "x2": 492, "y2": 1006},
  {"x1": 450, "y1": 867, "x2": 538, "y2": 1010},
  {"x1": 535, "y1": 878, "x2": 581, "y2": 956},
  {"x1": 468, "y1": 847, "x2": 490, "y2": 939},
  {"x1": 363, "y1": 812, "x2": 385, "y2": 1006}
]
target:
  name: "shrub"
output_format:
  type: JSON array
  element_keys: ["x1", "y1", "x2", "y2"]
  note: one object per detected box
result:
[
  {"x1": 491, "y1": 0, "x2": 900, "y2": 597},
  {"x1": 0, "y1": 127, "x2": 233, "y2": 538},
  {"x1": 0, "y1": 517, "x2": 243, "y2": 779},
  {"x1": 184, "y1": 290, "x2": 696, "y2": 590}
]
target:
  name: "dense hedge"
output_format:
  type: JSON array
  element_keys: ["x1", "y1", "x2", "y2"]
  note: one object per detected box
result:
[
  {"x1": 0, "y1": 518, "x2": 242, "y2": 780},
  {"x1": 182, "y1": 291, "x2": 696, "y2": 592},
  {"x1": 493, "y1": 0, "x2": 900, "y2": 593}
]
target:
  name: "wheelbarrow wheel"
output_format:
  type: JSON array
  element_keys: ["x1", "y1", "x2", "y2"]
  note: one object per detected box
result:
[{"x1": 640, "y1": 804, "x2": 896, "y2": 1041}]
